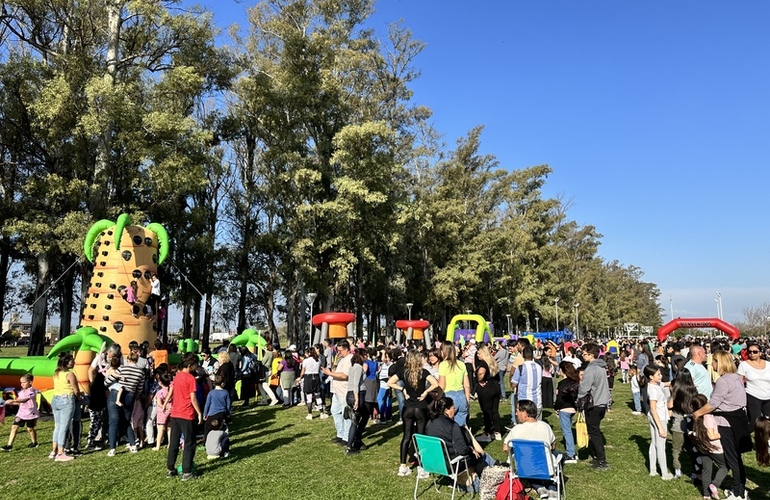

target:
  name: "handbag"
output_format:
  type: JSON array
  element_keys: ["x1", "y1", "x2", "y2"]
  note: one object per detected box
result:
[
  {"x1": 576, "y1": 411, "x2": 589, "y2": 449},
  {"x1": 575, "y1": 390, "x2": 593, "y2": 412}
]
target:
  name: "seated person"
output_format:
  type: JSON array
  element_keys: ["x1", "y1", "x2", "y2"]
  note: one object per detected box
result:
[
  {"x1": 426, "y1": 396, "x2": 496, "y2": 492},
  {"x1": 503, "y1": 399, "x2": 560, "y2": 498},
  {"x1": 205, "y1": 417, "x2": 230, "y2": 459}
]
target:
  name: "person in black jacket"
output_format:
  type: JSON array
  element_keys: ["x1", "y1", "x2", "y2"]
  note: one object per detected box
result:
[
  {"x1": 555, "y1": 361, "x2": 580, "y2": 463},
  {"x1": 425, "y1": 396, "x2": 494, "y2": 492}
]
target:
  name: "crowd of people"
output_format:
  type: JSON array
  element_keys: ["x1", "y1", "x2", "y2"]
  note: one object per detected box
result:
[{"x1": 1, "y1": 331, "x2": 769, "y2": 497}]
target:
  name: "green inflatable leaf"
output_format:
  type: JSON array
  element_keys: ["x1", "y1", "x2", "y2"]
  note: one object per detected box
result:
[
  {"x1": 147, "y1": 222, "x2": 169, "y2": 265},
  {"x1": 114, "y1": 213, "x2": 133, "y2": 250},
  {"x1": 84, "y1": 219, "x2": 115, "y2": 262}
]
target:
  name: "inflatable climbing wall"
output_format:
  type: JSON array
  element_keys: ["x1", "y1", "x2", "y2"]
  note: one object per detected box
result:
[{"x1": 82, "y1": 215, "x2": 168, "y2": 348}]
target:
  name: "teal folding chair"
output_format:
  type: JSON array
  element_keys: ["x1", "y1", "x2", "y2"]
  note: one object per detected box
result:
[
  {"x1": 508, "y1": 439, "x2": 565, "y2": 500},
  {"x1": 412, "y1": 433, "x2": 470, "y2": 500}
]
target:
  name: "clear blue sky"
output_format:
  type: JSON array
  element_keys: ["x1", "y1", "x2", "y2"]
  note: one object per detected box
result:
[{"x1": 185, "y1": 0, "x2": 770, "y2": 325}]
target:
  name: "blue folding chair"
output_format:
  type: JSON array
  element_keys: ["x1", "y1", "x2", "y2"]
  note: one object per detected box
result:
[
  {"x1": 412, "y1": 433, "x2": 470, "y2": 500},
  {"x1": 508, "y1": 439, "x2": 565, "y2": 500}
]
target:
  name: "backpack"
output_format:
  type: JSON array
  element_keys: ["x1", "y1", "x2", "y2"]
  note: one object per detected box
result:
[{"x1": 495, "y1": 471, "x2": 530, "y2": 500}]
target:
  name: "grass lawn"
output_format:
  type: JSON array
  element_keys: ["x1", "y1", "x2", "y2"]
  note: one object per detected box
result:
[{"x1": 0, "y1": 374, "x2": 767, "y2": 500}]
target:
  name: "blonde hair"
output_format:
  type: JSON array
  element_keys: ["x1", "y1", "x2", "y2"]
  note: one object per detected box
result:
[
  {"x1": 476, "y1": 345, "x2": 499, "y2": 377},
  {"x1": 218, "y1": 350, "x2": 230, "y2": 364},
  {"x1": 404, "y1": 350, "x2": 424, "y2": 390},
  {"x1": 713, "y1": 350, "x2": 737, "y2": 376}
]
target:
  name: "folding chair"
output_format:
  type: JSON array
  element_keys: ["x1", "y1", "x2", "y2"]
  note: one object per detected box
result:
[
  {"x1": 507, "y1": 439, "x2": 566, "y2": 500},
  {"x1": 412, "y1": 433, "x2": 470, "y2": 500}
]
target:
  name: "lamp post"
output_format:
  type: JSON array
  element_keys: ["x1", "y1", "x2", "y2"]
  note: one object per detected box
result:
[
  {"x1": 716, "y1": 292, "x2": 723, "y2": 320},
  {"x1": 506, "y1": 313, "x2": 512, "y2": 335},
  {"x1": 407, "y1": 302, "x2": 414, "y2": 320},
  {"x1": 554, "y1": 298, "x2": 560, "y2": 331},
  {"x1": 306, "y1": 292, "x2": 318, "y2": 344},
  {"x1": 535, "y1": 315, "x2": 539, "y2": 333},
  {"x1": 574, "y1": 303, "x2": 580, "y2": 340}
]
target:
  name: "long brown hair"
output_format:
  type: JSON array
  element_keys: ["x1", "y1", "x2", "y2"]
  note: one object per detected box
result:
[
  {"x1": 441, "y1": 341, "x2": 460, "y2": 371},
  {"x1": 690, "y1": 394, "x2": 717, "y2": 453}
]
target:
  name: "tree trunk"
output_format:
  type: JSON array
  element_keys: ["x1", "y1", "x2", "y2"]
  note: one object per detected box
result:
[
  {"x1": 59, "y1": 261, "x2": 75, "y2": 339},
  {"x1": 202, "y1": 290, "x2": 213, "y2": 350},
  {"x1": 0, "y1": 239, "x2": 10, "y2": 322},
  {"x1": 183, "y1": 296, "x2": 192, "y2": 338},
  {"x1": 237, "y1": 248, "x2": 248, "y2": 333},
  {"x1": 192, "y1": 295, "x2": 201, "y2": 341},
  {"x1": 28, "y1": 252, "x2": 50, "y2": 356}
]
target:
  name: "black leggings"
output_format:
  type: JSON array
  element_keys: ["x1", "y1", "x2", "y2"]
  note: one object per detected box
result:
[
  {"x1": 718, "y1": 425, "x2": 746, "y2": 497},
  {"x1": 476, "y1": 381, "x2": 501, "y2": 434},
  {"x1": 401, "y1": 405, "x2": 427, "y2": 463}
]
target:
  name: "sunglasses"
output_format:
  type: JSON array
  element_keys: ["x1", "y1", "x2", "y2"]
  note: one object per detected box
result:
[{"x1": 748, "y1": 350, "x2": 760, "y2": 354}]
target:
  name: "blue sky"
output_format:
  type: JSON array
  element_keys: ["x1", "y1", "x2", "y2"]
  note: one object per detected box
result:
[{"x1": 185, "y1": 0, "x2": 770, "y2": 325}]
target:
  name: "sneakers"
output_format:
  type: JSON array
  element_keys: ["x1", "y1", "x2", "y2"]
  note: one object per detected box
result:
[
  {"x1": 1, "y1": 445, "x2": 11, "y2": 451},
  {"x1": 319, "y1": 413, "x2": 329, "y2": 419},
  {"x1": 129, "y1": 446, "x2": 138, "y2": 453},
  {"x1": 708, "y1": 484, "x2": 719, "y2": 499},
  {"x1": 107, "y1": 449, "x2": 116, "y2": 457},
  {"x1": 207, "y1": 454, "x2": 219, "y2": 459},
  {"x1": 398, "y1": 464, "x2": 412, "y2": 476},
  {"x1": 306, "y1": 414, "x2": 313, "y2": 420},
  {"x1": 564, "y1": 456, "x2": 578, "y2": 464},
  {"x1": 675, "y1": 469, "x2": 682, "y2": 479},
  {"x1": 269, "y1": 400, "x2": 279, "y2": 406},
  {"x1": 344, "y1": 447, "x2": 360, "y2": 455},
  {"x1": 48, "y1": 451, "x2": 56, "y2": 459},
  {"x1": 54, "y1": 454, "x2": 75, "y2": 462},
  {"x1": 494, "y1": 432, "x2": 502, "y2": 441},
  {"x1": 661, "y1": 472, "x2": 674, "y2": 481},
  {"x1": 27, "y1": 442, "x2": 39, "y2": 449},
  {"x1": 537, "y1": 486, "x2": 551, "y2": 499},
  {"x1": 166, "y1": 469, "x2": 178, "y2": 478},
  {"x1": 631, "y1": 411, "x2": 642, "y2": 415},
  {"x1": 181, "y1": 473, "x2": 198, "y2": 481},
  {"x1": 476, "y1": 434, "x2": 492, "y2": 443},
  {"x1": 592, "y1": 460, "x2": 610, "y2": 471},
  {"x1": 417, "y1": 466, "x2": 430, "y2": 479}
]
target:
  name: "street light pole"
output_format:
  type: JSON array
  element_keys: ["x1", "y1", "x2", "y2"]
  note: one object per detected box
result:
[
  {"x1": 406, "y1": 302, "x2": 414, "y2": 321},
  {"x1": 554, "y1": 298, "x2": 560, "y2": 331},
  {"x1": 306, "y1": 292, "x2": 318, "y2": 345},
  {"x1": 574, "y1": 303, "x2": 580, "y2": 340},
  {"x1": 535, "y1": 315, "x2": 539, "y2": 333},
  {"x1": 716, "y1": 292, "x2": 723, "y2": 320},
  {"x1": 506, "y1": 313, "x2": 511, "y2": 335}
]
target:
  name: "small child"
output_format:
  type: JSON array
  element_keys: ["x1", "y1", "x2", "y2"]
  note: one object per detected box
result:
[
  {"x1": 1, "y1": 374, "x2": 39, "y2": 450},
  {"x1": 691, "y1": 394, "x2": 729, "y2": 499},
  {"x1": 106, "y1": 356, "x2": 125, "y2": 406},
  {"x1": 755, "y1": 415, "x2": 770, "y2": 467},
  {"x1": 153, "y1": 372, "x2": 172, "y2": 450},
  {"x1": 205, "y1": 417, "x2": 229, "y2": 459},
  {"x1": 203, "y1": 375, "x2": 231, "y2": 439},
  {"x1": 630, "y1": 365, "x2": 642, "y2": 415}
]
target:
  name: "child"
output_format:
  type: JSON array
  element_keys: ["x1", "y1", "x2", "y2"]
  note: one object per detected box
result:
[
  {"x1": 106, "y1": 356, "x2": 125, "y2": 407},
  {"x1": 153, "y1": 372, "x2": 172, "y2": 450},
  {"x1": 691, "y1": 394, "x2": 728, "y2": 499},
  {"x1": 205, "y1": 417, "x2": 229, "y2": 459},
  {"x1": 1, "y1": 374, "x2": 39, "y2": 450},
  {"x1": 620, "y1": 352, "x2": 630, "y2": 384},
  {"x1": 203, "y1": 375, "x2": 231, "y2": 440},
  {"x1": 644, "y1": 365, "x2": 673, "y2": 480},
  {"x1": 630, "y1": 365, "x2": 642, "y2": 415}
]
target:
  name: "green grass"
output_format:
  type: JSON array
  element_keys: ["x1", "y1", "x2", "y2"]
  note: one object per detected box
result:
[{"x1": 0, "y1": 379, "x2": 767, "y2": 500}]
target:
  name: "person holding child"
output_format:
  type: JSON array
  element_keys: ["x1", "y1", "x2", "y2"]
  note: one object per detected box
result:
[{"x1": 2, "y1": 374, "x2": 39, "y2": 451}]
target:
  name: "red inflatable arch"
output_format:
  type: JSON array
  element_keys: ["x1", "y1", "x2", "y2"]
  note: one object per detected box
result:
[{"x1": 657, "y1": 317, "x2": 740, "y2": 341}]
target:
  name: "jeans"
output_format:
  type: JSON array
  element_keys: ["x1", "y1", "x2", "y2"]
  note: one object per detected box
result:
[
  {"x1": 346, "y1": 391, "x2": 369, "y2": 449},
  {"x1": 632, "y1": 392, "x2": 641, "y2": 412},
  {"x1": 558, "y1": 410, "x2": 576, "y2": 458},
  {"x1": 394, "y1": 380, "x2": 405, "y2": 420},
  {"x1": 445, "y1": 390, "x2": 469, "y2": 427},
  {"x1": 498, "y1": 370, "x2": 507, "y2": 399},
  {"x1": 167, "y1": 417, "x2": 196, "y2": 474},
  {"x1": 331, "y1": 393, "x2": 351, "y2": 440},
  {"x1": 52, "y1": 395, "x2": 76, "y2": 448},
  {"x1": 585, "y1": 405, "x2": 607, "y2": 462},
  {"x1": 107, "y1": 389, "x2": 136, "y2": 450},
  {"x1": 67, "y1": 398, "x2": 83, "y2": 450},
  {"x1": 376, "y1": 387, "x2": 392, "y2": 421}
]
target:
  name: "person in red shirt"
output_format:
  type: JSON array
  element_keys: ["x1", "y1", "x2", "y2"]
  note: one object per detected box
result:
[{"x1": 164, "y1": 352, "x2": 203, "y2": 480}]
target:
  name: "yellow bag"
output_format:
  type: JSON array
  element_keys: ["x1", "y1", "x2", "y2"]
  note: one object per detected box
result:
[{"x1": 576, "y1": 411, "x2": 589, "y2": 449}]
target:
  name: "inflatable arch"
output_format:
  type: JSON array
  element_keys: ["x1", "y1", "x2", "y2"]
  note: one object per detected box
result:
[
  {"x1": 657, "y1": 317, "x2": 740, "y2": 342},
  {"x1": 446, "y1": 314, "x2": 490, "y2": 343}
]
